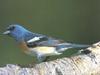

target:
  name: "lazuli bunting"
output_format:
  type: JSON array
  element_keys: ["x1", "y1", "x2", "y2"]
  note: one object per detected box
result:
[{"x1": 3, "y1": 24, "x2": 90, "y2": 62}]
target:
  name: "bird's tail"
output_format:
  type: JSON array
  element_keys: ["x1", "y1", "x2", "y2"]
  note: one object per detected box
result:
[{"x1": 56, "y1": 43, "x2": 90, "y2": 52}]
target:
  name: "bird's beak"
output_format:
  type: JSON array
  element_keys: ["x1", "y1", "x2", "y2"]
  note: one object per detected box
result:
[{"x1": 3, "y1": 30, "x2": 10, "y2": 35}]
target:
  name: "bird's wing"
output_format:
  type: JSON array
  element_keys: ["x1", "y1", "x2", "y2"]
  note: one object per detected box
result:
[
  {"x1": 25, "y1": 36, "x2": 65, "y2": 48},
  {"x1": 24, "y1": 32, "x2": 90, "y2": 52}
]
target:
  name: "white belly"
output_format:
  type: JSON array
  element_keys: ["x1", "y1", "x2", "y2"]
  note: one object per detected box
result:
[{"x1": 25, "y1": 46, "x2": 61, "y2": 56}]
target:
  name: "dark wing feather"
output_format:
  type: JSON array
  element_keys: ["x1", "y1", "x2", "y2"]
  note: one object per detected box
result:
[
  {"x1": 23, "y1": 32, "x2": 65, "y2": 48},
  {"x1": 26, "y1": 37, "x2": 65, "y2": 48}
]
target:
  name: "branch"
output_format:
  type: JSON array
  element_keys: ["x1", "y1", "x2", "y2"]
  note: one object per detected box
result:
[{"x1": 1, "y1": 42, "x2": 100, "y2": 75}]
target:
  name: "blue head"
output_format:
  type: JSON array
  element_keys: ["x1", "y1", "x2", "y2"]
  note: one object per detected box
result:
[{"x1": 3, "y1": 24, "x2": 31, "y2": 41}]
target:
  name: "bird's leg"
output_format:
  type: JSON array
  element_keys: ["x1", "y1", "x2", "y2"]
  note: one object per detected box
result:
[{"x1": 42, "y1": 56, "x2": 50, "y2": 62}]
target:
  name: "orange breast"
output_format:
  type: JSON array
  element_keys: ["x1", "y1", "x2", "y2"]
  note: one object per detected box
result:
[{"x1": 19, "y1": 41, "x2": 29, "y2": 52}]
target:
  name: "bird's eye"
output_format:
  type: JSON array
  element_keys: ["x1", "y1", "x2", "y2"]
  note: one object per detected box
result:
[{"x1": 7, "y1": 26, "x2": 15, "y2": 31}]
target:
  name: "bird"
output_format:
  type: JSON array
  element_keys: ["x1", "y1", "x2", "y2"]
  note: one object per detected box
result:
[{"x1": 3, "y1": 24, "x2": 90, "y2": 62}]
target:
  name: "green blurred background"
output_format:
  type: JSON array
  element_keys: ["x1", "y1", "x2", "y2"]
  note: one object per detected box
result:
[{"x1": 0, "y1": 0, "x2": 100, "y2": 65}]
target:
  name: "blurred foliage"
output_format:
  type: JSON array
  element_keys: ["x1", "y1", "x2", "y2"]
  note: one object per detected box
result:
[{"x1": 0, "y1": 0, "x2": 100, "y2": 65}]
